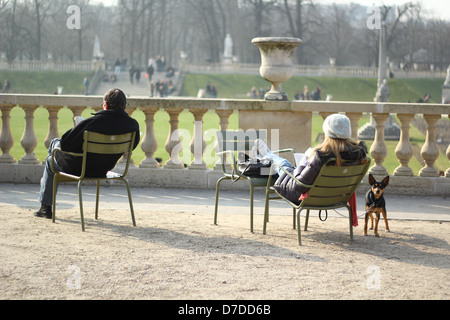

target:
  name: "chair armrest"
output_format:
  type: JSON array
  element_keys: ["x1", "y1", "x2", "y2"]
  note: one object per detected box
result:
[
  {"x1": 50, "y1": 147, "x2": 83, "y2": 174},
  {"x1": 266, "y1": 162, "x2": 314, "y2": 189},
  {"x1": 216, "y1": 150, "x2": 243, "y2": 179},
  {"x1": 273, "y1": 148, "x2": 296, "y2": 155}
]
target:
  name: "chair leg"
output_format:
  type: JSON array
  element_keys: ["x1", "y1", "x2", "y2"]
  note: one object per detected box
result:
[
  {"x1": 249, "y1": 183, "x2": 254, "y2": 233},
  {"x1": 52, "y1": 178, "x2": 58, "y2": 224},
  {"x1": 77, "y1": 180, "x2": 85, "y2": 232},
  {"x1": 214, "y1": 177, "x2": 226, "y2": 225},
  {"x1": 123, "y1": 179, "x2": 136, "y2": 227},
  {"x1": 297, "y1": 209, "x2": 303, "y2": 246},
  {"x1": 348, "y1": 206, "x2": 353, "y2": 241},
  {"x1": 304, "y1": 209, "x2": 310, "y2": 231},
  {"x1": 292, "y1": 207, "x2": 296, "y2": 230},
  {"x1": 263, "y1": 188, "x2": 270, "y2": 234},
  {"x1": 95, "y1": 180, "x2": 100, "y2": 220}
]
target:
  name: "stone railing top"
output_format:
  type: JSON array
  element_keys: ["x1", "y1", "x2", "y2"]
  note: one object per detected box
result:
[{"x1": 0, "y1": 94, "x2": 449, "y2": 115}]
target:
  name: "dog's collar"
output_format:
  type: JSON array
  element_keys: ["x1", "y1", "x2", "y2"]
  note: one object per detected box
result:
[{"x1": 368, "y1": 192, "x2": 382, "y2": 205}]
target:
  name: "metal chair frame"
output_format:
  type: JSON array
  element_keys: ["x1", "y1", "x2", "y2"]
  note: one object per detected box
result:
[
  {"x1": 264, "y1": 157, "x2": 371, "y2": 245},
  {"x1": 51, "y1": 131, "x2": 136, "y2": 231},
  {"x1": 214, "y1": 130, "x2": 294, "y2": 232}
]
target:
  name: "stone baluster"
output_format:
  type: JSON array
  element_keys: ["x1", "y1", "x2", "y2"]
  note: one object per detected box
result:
[
  {"x1": 446, "y1": 114, "x2": 450, "y2": 178},
  {"x1": 126, "y1": 106, "x2": 137, "y2": 116},
  {"x1": 164, "y1": 108, "x2": 184, "y2": 169},
  {"x1": 419, "y1": 114, "x2": 441, "y2": 177},
  {"x1": 214, "y1": 109, "x2": 234, "y2": 170},
  {"x1": 445, "y1": 143, "x2": 450, "y2": 178},
  {"x1": 117, "y1": 106, "x2": 137, "y2": 168},
  {"x1": 369, "y1": 113, "x2": 389, "y2": 175},
  {"x1": 43, "y1": 106, "x2": 63, "y2": 149},
  {"x1": 216, "y1": 109, "x2": 234, "y2": 130},
  {"x1": 0, "y1": 104, "x2": 17, "y2": 163},
  {"x1": 319, "y1": 112, "x2": 333, "y2": 121},
  {"x1": 67, "y1": 106, "x2": 86, "y2": 126},
  {"x1": 346, "y1": 112, "x2": 362, "y2": 140},
  {"x1": 139, "y1": 107, "x2": 159, "y2": 168},
  {"x1": 394, "y1": 113, "x2": 414, "y2": 176},
  {"x1": 92, "y1": 106, "x2": 102, "y2": 113},
  {"x1": 189, "y1": 109, "x2": 208, "y2": 170},
  {"x1": 18, "y1": 105, "x2": 40, "y2": 164}
]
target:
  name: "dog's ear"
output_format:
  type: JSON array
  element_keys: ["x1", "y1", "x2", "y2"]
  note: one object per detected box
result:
[
  {"x1": 382, "y1": 175, "x2": 389, "y2": 186},
  {"x1": 368, "y1": 174, "x2": 375, "y2": 185}
]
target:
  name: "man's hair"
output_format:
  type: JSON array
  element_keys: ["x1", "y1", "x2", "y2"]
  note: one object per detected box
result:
[{"x1": 104, "y1": 88, "x2": 127, "y2": 111}]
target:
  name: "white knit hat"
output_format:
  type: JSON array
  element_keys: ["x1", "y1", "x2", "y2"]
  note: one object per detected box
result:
[{"x1": 323, "y1": 114, "x2": 351, "y2": 139}]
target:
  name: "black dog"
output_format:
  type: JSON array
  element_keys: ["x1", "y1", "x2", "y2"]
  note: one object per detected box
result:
[{"x1": 364, "y1": 174, "x2": 390, "y2": 237}]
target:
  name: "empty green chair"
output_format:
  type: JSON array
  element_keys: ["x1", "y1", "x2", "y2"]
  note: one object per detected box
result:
[{"x1": 214, "y1": 130, "x2": 294, "y2": 232}]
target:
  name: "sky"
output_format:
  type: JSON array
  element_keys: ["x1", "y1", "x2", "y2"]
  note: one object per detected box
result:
[{"x1": 91, "y1": 0, "x2": 450, "y2": 21}]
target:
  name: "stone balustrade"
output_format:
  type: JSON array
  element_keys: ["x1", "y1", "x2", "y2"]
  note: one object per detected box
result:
[
  {"x1": 182, "y1": 63, "x2": 446, "y2": 79},
  {"x1": 0, "y1": 94, "x2": 449, "y2": 196},
  {"x1": 0, "y1": 60, "x2": 102, "y2": 71}
]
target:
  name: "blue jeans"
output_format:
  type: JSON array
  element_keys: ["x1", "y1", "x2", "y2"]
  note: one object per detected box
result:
[
  {"x1": 266, "y1": 153, "x2": 293, "y2": 176},
  {"x1": 39, "y1": 138, "x2": 63, "y2": 205}
]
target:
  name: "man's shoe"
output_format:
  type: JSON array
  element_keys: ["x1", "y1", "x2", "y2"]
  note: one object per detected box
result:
[{"x1": 34, "y1": 204, "x2": 52, "y2": 219}]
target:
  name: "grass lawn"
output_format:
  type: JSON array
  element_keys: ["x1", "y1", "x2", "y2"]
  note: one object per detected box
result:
[
  {"x1": 180, "y1": 73, "x2": 445, "y2": 103},
  {"x1": 2, "y1": 71, "x2": 448, "y2": 174},
  {"x1": 0, "y1": 70, "x2": 94, "y2": 95}
]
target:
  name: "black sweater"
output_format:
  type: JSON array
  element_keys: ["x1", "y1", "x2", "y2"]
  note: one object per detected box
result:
[{"x1": 55, "y1": 109, "x2": 140, "y2": 178}]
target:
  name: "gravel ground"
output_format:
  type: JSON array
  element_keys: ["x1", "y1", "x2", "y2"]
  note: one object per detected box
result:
[{"x1": 1, "y1": 206, "x2": 449, "y2": 300}]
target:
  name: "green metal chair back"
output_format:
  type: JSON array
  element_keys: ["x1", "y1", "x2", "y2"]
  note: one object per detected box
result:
[
  {"x1": 51, "y1": 131, "x2": 137, "y2": 231},
  {"x1": 301, "y1": 160, "x2": 369, "y2": 207},
  {"x1": 214, "y1": 129, "x2": 295, "y2": 232},
  {"x1": 216, "y1": 129, "x2": 265, "y2": 156},
  {"x1": 264, "y1": 157, "x2": 371, "y2": 245}
]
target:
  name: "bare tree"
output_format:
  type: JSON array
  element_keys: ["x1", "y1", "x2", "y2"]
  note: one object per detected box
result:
[
  {"x1": 1, "y1": 0, "x2": 447, "y2": 69},
  {"x1": 280, "y1": 0, "x2": 323, "y2": 64},
  {"x1": 1, "y1": 0, "x2": 21, "y2": 63},
  {"x1": 31, "y1": 0, "x2": 56, "y2": 60}
]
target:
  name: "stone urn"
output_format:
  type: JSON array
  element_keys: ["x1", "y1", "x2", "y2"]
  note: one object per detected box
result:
[{"x1": 252, "y1": 37, "x2": 302, "y2": 101}]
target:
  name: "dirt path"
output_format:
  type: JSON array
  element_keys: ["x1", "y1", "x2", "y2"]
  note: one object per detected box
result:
[{"x1": 1, "y1": 207, "x2": 449, "y2": 300}]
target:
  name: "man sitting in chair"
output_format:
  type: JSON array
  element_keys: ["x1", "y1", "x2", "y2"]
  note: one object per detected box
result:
[
  {"x1": 253, "y1": 113, "x2": 368, "y2": 205},
  {"x1": 34, "y1": 88, "x2": 140, "y2": 219}
]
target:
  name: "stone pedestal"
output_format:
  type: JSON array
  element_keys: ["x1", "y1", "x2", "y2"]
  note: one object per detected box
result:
[
  {"x1": 239, "y1": 110, "x2": 311, "y2": 158},
  {"x1": 442, "y1": 85, "x2": 450, "y2": 104},
  {"x1": 358, "y1": 115, "x2": 400, "y2": 140}
]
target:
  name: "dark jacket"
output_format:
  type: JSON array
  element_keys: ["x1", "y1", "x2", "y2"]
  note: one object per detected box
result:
[
  {"x1": 55, "y1": 109, "x2": 140, "y2": 178},
  {"x1": 274, "y1": 141, "x2": 368, "y2": 205}
]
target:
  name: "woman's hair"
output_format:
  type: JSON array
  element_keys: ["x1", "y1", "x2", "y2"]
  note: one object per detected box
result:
[
  {"x1": 313, "y1": 136, "x2": 361, "y2": 166},
  {"x1": 103, "y1": 88, "x2": 127, "y2": 111}
]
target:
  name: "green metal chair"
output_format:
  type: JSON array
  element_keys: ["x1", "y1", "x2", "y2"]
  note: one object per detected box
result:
[
  {"x1": 214, "y1": 130, "x2": 295, "y2": 232},
  {"x1": 51, "y1": 131, "x2": 137, "y2": 231},
  {"x1": 263, "y1": 157, "x2": 371, "y2": 245}
]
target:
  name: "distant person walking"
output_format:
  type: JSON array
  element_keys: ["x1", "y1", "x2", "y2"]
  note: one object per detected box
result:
[
  {"x1": 135, "y1": 67, "x2": 141, "y2": 84},
  {"x1": 4, "y1": 79, "x2": 11, "y2": 93},
  {"x1": 129, "y1": 65, "x2": 135, "y2": 84},
  {"x1": 146, "y1": 64, "x2": 154, "y2": 82},
  {"x1": 114, "y1": 58, "x2": 121, "y2": 75},
  {"x1": 83, "y1": 77, "x2": 89, "y2": 95}
]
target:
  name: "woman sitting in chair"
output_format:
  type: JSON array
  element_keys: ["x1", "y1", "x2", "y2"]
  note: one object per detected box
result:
[{"x1": 253, "y1": 113, "x2": 368, "y2": 205}]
